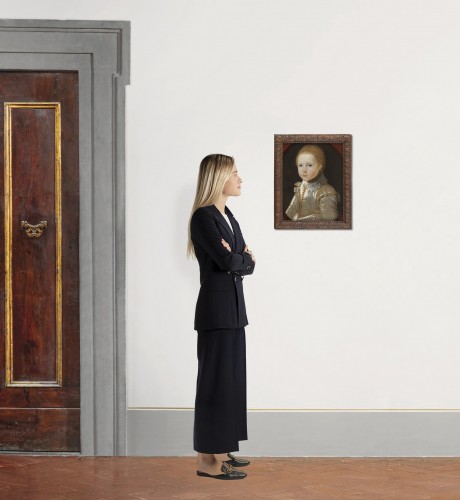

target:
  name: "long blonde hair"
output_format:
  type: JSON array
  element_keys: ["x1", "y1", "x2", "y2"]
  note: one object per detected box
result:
[{"x1": 187, "y1": 154, "x2": 235, "y2": 259}]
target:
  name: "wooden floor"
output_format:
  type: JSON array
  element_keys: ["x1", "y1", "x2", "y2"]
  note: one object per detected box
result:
[{"x1": 0, "y1": 456, "x2": 459, "y2": 499}]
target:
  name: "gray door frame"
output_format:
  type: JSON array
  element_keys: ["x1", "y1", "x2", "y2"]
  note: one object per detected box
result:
[{"x1": 0, "y1": 19, "x2": 130, "y2": 455}]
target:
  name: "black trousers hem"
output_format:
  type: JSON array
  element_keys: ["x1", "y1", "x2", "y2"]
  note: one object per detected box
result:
[
  {"x1": 193, "y1": 327, "x2": 247, "y2": 454},
  {"x1": 194, "y1": 436, "x2": 248, "y2": 454}
]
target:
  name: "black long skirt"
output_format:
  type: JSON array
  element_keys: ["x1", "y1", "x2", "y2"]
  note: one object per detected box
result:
[{"x1": 193, "y1": 327, "x2": 248, "y2": 454}]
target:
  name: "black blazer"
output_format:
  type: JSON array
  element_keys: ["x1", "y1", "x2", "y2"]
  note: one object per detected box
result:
[{"x1": 191, "y1": 204, "x2": 255, "y2": 331}]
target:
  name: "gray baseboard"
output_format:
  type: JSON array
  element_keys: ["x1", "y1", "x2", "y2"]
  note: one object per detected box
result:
[{"x1": 127, "y1": 409, "x2": 460, "y2": 457}]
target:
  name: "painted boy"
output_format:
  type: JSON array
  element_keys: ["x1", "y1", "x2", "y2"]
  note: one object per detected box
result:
[{"x1": 285, "y1": 145, "x2": 339, "y2": 221}]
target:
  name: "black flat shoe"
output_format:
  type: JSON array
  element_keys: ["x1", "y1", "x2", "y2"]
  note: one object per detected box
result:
[
  {"x1": 225, "y1": 452, "x2": 251, "y2": 467},
  {"x1": 197, "y1": 462, "x2": 247, "y2": 480}
]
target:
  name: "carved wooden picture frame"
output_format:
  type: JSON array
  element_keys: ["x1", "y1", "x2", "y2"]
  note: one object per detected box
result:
[{"x1": 274, "y1": 134, "x2": 352, "y2": 230}]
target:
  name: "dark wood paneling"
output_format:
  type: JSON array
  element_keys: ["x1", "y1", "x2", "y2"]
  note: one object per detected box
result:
[
  {"x1": 0, "y1": 409, "x2": 79, "y2": 451},
  {"x1": 12, "y1": 107, "x2": 57, "y2": 382},
  {"x1": 0, "y1": 71, "x2": 80, "y2": 451}
]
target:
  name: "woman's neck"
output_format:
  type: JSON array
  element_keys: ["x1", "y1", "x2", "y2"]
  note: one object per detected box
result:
[{"x1": 214, "y1": 196, "x2": 228, "y2": 215}]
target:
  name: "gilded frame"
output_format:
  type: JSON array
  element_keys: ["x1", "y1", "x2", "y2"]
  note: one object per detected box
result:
[
  {"x1": 4, "y1": 102, "x2": 63, "y2": 387},
  {"x1": 274, "y1": 134, "x2": 352, "y2": 230}
]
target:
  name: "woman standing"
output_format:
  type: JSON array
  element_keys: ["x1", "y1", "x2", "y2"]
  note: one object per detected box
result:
[{"x1": 187, "y1": 154, "x2": 256, "y2": 480}]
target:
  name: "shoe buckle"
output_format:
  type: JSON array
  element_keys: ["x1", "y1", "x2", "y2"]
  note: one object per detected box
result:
[{"x1": 222, "y1": 462, "x2": 234, "y2": 473}]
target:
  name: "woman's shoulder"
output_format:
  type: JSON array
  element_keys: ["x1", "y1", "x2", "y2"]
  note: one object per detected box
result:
[
  {"x1": 191, "y1": 205, "x2": 214, "y2": 224},
  {"x1": 193, "y1": 205, "x2": 213, "y2": 216},
  {"x1": 192, "y1": 204, "x2": 236, "y2": 220}
]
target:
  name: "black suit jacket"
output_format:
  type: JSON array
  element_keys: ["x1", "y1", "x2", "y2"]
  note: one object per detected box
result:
[{"x1": 191, "y1": 204, "x2": 255, "y2": 331}]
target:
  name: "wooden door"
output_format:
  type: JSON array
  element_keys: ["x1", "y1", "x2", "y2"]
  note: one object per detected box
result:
[{"x1": 0, "y1": 72, "x2": 80, "y2": 451}]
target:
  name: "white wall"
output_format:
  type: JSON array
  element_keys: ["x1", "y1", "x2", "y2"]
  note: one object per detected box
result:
[{"x1": 4, "y1": 0, "x2": 460, "y2": 411}]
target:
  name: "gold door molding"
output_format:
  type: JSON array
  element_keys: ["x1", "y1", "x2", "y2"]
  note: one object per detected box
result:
[{"x1": 4, "y1": 102, "x2": 62, "y2": 387}]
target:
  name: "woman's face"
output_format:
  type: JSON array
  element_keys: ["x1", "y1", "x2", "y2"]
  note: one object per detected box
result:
[
  {"x1": 223, "y1": 165, "x2": 242, "y2": 196},
  {"x1": 297, "y1": 153, "x2": 322, "y2": 182}
]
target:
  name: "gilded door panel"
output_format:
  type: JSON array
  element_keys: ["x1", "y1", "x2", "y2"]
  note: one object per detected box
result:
[
  {"x1": 6, "y1": 103, "x2": 61, "y2": 386},
  {"x1": 0, "y1": 72, "x2": 79, "y2": 451}
]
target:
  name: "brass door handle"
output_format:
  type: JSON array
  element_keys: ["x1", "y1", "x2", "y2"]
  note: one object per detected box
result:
[{"x1": 21, "y1": 220, "x2": 48, "y2": 238}]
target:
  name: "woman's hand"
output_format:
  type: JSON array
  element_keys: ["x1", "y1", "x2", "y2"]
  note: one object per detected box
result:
[
  {"x1": 221, "y1": 238, "x2": 232, "y2": 252},
  {"x1": 244, "y1": 245, "x2": 256, "y2": 263}
]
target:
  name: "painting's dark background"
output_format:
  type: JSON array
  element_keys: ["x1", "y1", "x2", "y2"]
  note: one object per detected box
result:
[{"x1": 282, "y1": 143, "x2": 344, "y2": 221}]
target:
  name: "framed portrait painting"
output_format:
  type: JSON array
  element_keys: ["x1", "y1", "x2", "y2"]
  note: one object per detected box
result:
[{"x1": 274, "y1": 134, "x2": 352, "y2": 229}]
